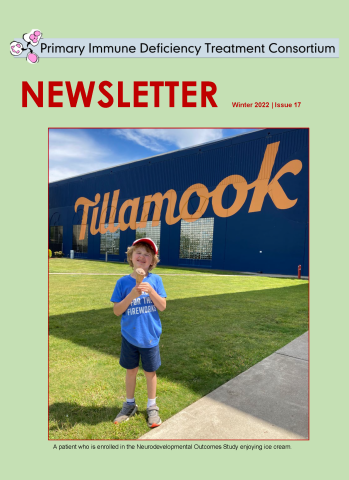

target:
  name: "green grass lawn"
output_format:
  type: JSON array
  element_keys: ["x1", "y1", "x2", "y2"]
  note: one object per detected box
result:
[
  {"x1": 49, "y1": 259, "x2": 308, "y2": 440},
  {"x1": 49, "y1": 258, "x2": 248, "y2": 275}
]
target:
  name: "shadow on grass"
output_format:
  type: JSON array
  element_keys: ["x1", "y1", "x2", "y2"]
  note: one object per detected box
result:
[
  {"x1": 49, "y1": 403, "x2": 151, "y2": 431},
  {"x1": 50, "y1": 285, "x2": 308, "y2": 395},
  {"x1": 49, "y1": 403, "x2": 117, "y2": 430}
]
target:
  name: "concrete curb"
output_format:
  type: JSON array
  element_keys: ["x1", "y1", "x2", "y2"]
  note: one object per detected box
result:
[{"x1": 140, "y1": 332, "x2": 309, "y2": 440}]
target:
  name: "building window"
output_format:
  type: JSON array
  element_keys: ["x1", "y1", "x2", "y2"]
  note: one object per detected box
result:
[
  {"x1": 72, "y1": 224, "x2": 88, "y2": 253},
  {"x1": 49, "y1": 226, "x2": 63, "y2": 253},
  {"x1": 100, "y1": 224, "x2": 120, "y2": 254},
  {"x1": 136, "y1": 221, "x2": 161, "y2": 253},
  {"x1": 50, "y1": 226, "x2": 63, "y2": 245},
  {"x1": 179, "y1": 218, "x2": 214, "y2": 260}
]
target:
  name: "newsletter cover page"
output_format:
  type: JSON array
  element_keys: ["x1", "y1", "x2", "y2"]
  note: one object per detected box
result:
[{"x1": 3, "y1": 2, "x2": 347, "y2": 478}]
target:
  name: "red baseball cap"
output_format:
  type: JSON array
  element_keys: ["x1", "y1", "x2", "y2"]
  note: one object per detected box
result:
[{"x1": 132, "y1": 238, "x2": 158, "y2": 255}]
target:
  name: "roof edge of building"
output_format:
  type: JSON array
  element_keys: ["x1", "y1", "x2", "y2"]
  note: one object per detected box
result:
[{"x1": 49, "y1": 128, "x2": 265, "y2": 185}]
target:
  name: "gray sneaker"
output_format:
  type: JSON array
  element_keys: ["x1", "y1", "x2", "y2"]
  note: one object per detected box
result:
[
  {"x1": 147, "y1": 405, "x2": 162, "y2": 428},
  {"x1": 113, "y1": 402, "x2": 138, "y2": 424}
]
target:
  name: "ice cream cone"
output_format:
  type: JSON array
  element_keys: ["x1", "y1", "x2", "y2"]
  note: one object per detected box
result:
[{"x1": 135, "y1": 268, "x2": 146, "y2": 285}]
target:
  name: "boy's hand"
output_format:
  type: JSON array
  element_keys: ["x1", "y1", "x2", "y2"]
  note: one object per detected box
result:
[
  {"x1": 138, "y1": 282, "x2": 153, "y2": 295},
  {"x1": 130, "y1": 286, "x2": 142, "y2": 300},
  {"x1": 139, "y1": 282, "x2": 166, "y2": 312}
]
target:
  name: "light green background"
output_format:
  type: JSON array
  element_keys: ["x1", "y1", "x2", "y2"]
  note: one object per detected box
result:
[{"x1": 2, "y1": 1, "x2": 347, "y2": 478}]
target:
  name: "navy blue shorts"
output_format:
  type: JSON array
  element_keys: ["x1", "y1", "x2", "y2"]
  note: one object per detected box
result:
[{"x1": 119, "y1": 336, "x2": 161, "y2": 372}]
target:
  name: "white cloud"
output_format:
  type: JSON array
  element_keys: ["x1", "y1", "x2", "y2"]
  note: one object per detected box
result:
[
  {"x1": 49, "y1": 130, "x2": 112, "y2": 182},
  {"x1": 49, "y1": 130, "x2": 108, "y2": 161},
  {"x1": 113, "y1": 129, "x2": 225, "y2": 152},
  {"x1": 49, "y1": 166, "x2": 90, "y2": 183}
]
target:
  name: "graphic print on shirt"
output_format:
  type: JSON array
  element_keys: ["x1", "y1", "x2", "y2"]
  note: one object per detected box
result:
[{"x1": 126, "y1": 294, "x2": 157, "y2": 316}]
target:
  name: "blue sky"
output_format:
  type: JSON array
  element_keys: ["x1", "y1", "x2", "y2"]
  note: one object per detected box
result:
[{"x1": 49, "y1": 128, "x2": 257, "y2": 182}]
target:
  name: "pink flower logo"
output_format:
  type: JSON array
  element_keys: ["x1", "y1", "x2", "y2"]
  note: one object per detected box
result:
[
  {"x1": 10, "y1": 41, "x2": 23, "y2": 56},
  {"x1": 10, "y1": 28, "x2": 42, "y2": 64},
  {"x1": 23, "y1": 29, "x2": 42, "y2": 47}
]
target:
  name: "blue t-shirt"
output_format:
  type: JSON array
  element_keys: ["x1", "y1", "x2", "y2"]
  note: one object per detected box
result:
[{"x1": 110, "y1": 273, "x2": 167, "y2": 348}]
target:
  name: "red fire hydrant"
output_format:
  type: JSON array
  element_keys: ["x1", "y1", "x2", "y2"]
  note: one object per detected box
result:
[{"x1": 298, "y1": 265, "x2": 301, "y2": 279}]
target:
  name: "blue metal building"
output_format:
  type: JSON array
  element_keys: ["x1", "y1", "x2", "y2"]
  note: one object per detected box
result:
[{"x1": 49, "y1": 128, "x2": 309, "y2": 275}]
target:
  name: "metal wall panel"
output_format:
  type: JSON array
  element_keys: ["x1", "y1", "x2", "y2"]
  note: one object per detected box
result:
[{"x1": 49, "y1": 128, "x2": 309, "y2": 275}]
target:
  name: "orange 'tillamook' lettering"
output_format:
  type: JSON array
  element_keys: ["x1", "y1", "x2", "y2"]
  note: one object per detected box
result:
[{"x1": 74, "y1": 142, "x2": 302, "y2": 239}]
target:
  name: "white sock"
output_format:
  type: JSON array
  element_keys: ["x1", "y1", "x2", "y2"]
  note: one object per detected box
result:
[
  {"x1": 147, "y1": 398, "x2": 156, "y2": 408},
  {"x1": 126, "y1": 397, "x2": 135, "y2": 404}
]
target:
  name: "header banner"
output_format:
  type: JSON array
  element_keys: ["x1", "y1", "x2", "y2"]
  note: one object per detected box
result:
[{"x1": 13, "y1": 38, "x2": 339, "y2": 58}]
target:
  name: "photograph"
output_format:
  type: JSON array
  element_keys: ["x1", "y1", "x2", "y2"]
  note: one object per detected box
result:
[{"x1": 49, "y1": 128, "x2": 309, "y2": 440}]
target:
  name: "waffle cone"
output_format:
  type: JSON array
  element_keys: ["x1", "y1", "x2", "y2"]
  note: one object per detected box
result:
[{"x1": 135, "y1": 268, "x2": 146, "y2": 285}]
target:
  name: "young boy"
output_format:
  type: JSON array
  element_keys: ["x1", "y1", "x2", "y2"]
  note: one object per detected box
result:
[{"x1": 111, "y1": 238, "x2": 167, "y2": 428}]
